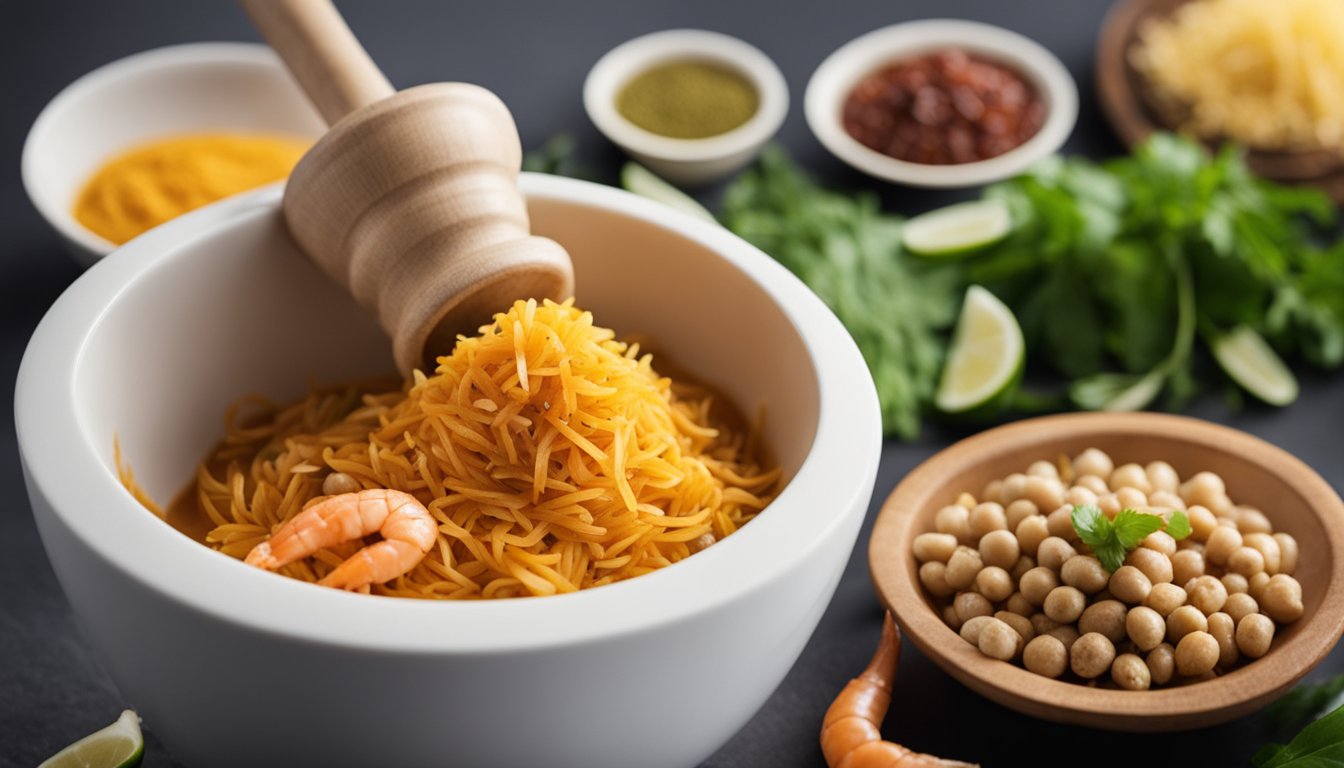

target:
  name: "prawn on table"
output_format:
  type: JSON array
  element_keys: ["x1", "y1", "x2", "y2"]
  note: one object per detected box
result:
[
  {"x1": 244, "y1": 487, "x2": 437, "y2": 591},
  {"x1": 822, "y1": 613, "x2": 977, "y2": 768}
]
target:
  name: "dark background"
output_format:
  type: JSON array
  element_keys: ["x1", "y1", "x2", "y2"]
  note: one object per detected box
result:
[{"x1": 3, "y1": 2, "x2": 1342, "y2": 766}]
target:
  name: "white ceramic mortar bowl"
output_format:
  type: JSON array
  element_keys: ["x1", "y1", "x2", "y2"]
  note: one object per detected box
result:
[
  {"x1": 17, "y1": 174, "x2": 881, "y2": 768},
  {"x1": 21, "y1": 42, "x2": 325, "y2": 266}
]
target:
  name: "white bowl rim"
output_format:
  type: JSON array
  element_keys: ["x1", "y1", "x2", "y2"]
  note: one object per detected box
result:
[
  {"x1": 583, "y1": 29, "x2": 790, "y2": 162},
  {"x1": 804, "y1": 19, "x2": 1079, "y2": 188},
  {"x1": 21, "y1": 41, "x2": 300, "y2": 260},
  {"x1": 17, "y1": 174, "x2": 882, "y2": 655}
]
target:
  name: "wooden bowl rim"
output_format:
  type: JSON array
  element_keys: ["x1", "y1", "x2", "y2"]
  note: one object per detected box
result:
[{"x1": 870, "y1": 411, "x2": 1344, "y2": 730}]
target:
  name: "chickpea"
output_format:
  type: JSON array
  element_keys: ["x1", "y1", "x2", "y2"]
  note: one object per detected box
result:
[
  {"x1": 1079, "y1": 600, "x2": 1129, "y2": 644},
  {"x1": 1146, "y1": 461, "x2": 1180, "y2": 494},
  {"x1": 1046, "y1": 624, "x2": 1081, "y2": 651},
  {"x1": 1029, "y1": 612, "x2": 1059, "y2": 636},
  {"x1": 1273, "y1": 533, "x2": 1299, "y2": 575},
  {"x1": 913, "y1": 532, "x2": 959, "y2": 563},
  {"x1": 1260, "y1": 574, "x2": 1304, "y2": 623},
  {"x1": 976, "y1": 566, "x2": 1015, "y2": 603},
  {"x1": 1062, "y1": 555, "x2": 1110, "y2": 595},
  {"x1": 1204, "y1": 527, "x2": 1241, "y2": 567},
  {"x1": 1015, "y1": 516, "x2": 1050, "y2": 558},
  {"x1": 1109, "y1": 566, "x2": 1153, "y2": 605},
  {"x1": 982, "y1": 479, "x2": 1006, "y2": 506},
  {"x1": 1175, "y1": 631, "x2": 1220, "y2": 677},
  {"x1": 995, "y1": 611, "x2": 1036, "y2": 644},
  {"x1": 1115, "y1": 487, "x2": 1150, "y2": 511},
  {"x1": 1046, "y1": 506, "x2": 1079, "y2": 542},
  {"x1": 1223, "y1": 593, "x2": 1259, "y2": 624},
  {"x1": 323, "y1": 472, "x2": 360, "y2": 496},
  {"x1": 1166, "y1": 605, "x2": 1209, "y2": 643},
  {"x1": 1111, "y1": 463, "x2": 1153, "y2": 494},
  {"x1": 979, "y1": 618, "x2": 1022, "y2": 661},
  {"x1": 1024, "y1": 634, "x2": 1068, "y2": 678},
  {"x1": 1074, "y1": 474, "x2": 1111, "y2": 496},
  {"x1": 935, "y1": 504, "x2": 972, "y2": 543},
  {"x1": 979, "y1": 530, "x2": 1020, "y2": 570},
  {"x1": 1248, "y1": 571, "x2": 1271, "y2": 602},
  {"x1": 919, "y1": 562, "x2": 956, "y2": 599},
  {"x1": 1065, "y1": 486, "x2": 1098, "y2": 508},
  {"x1": 1181, "y1": 471, "x2": 1226, "y2": 509},
  {"x1": 959, "y1": 615, "x2": 996, "y2": 645},
  {"x1": 1020, "y1": 567, "x2": 1061, "y2": 606},
  {"x1": 1187, "y1": 505, "x2": 1218, "y2": 542},
  {"x1": 1236, "y1": 613, "x2": 1276, "y2": 658},
  {"x1": 1228, "y1": 546, "x2": 1266, "y2": 577},
  {"x1": 1071, "y1": 632, "x2": 1117, "y2": 679},
  {"x1": 1237, "y1": 507, "x2": 1273, "y2": 535},
  {"x1": 1000, "y1": 474, "x2": 1028, "y2": 504},
  {"x1": 1186, "y1": 575, "x2": 1228, "y2": 615},
  {"x1": 1037, "y1": 537, "x2": 1077, "y2": 572},
  {"x1": 954, "y1": 591, "x2": 994, "y2": 623},
  {"x1": 1028, "y1": 460, "x2": 1060, "y2": 479},
  {"x1": 956, "y1": 492, "x2": 978, "y2": 510},
  {"x1": 1205, "y1": 493, "x2": 1234, "y2": 517},
  {"x1": 1112, "y1": 653, "x2": 1152, "y2": 690},
  {"x1": 1126, "y1": 606, "x2": 1167, "y2": 652},
  {"x1": 969, "y1": 503, "x2": 1008, "y2": 539},
  {"x1": 1208, "y1": 612, "x2": 1238, "y2": 668},
  {"x1": 1074, "y1": 449, "x2": 1115, "y2": 479},
  {"x1": 1044, "y1": 586, "x2": 1087, "y2": 624},
  {"x1": 1140, "y1": 530, "x2": 1177, "y2": 557},
  {"x1": 942, "y1": 604, "x2": 963, "y2": 631},
  {"x1": 1147, "y1": 643, "x2": 1176, "y2": 685},
  {"x1": 1010, "y1": 555, "x2": 1036, "y2": 583},
  {"x1": 1145, "y1": 583, "x2": 1188, "y2": 617},
  {"x1": 1148, "y1": 490, "x2": 1186, "y2": 511},
  {"x1": 1006, "y1": 592, "x2": 1034, "y2": 617},
  {"x1": 944, "y1": 547, "x2": 984, "y2": 590},
  {"x1": 1221, "y1": 573, "x2": 1249, "y2": 595},
  {"x1": 1126, "y1": 547, "x2": 1173, "y2": 585},
  {"x1": 1170, "y1": 550, "x2": 1205, "y2": 586},
  {"x1": 1024, "y1": 476, "x2": 1065, "y2": 513},
  {"x1": 1005, "y1": 499, "x2": 1039, "y2": 531},
  {"x1": 1097, "y1": 494, "x2": 1122, "y2": 518},
  {"x1": 1243, "y1": 533, "x2": 1281, "y2": 575}
]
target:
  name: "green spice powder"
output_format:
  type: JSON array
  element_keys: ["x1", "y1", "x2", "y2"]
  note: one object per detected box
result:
[{"x1": 616, "y1": 61, "x2": 759, "y2": 139}]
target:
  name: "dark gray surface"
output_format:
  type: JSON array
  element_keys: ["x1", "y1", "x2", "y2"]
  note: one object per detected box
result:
[{"x1": 3, "y1": 2, "x2": 1342, "y2": 766}]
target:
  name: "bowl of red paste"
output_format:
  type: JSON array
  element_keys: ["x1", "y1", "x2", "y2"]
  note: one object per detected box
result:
[{"x1": 805, "y1": 19, "x2": 1078, "y2": 187}]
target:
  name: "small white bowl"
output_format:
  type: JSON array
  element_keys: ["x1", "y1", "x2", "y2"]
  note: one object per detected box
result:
[
  {"x1": 584, "y1": 29, "x2": 789, "y2": 186},
  {"x1": 805, "y1": 20, "x2": 1078, "y2": 188},
  {"x1": 21, "y1": 42, "x2": 325, "y2": 266},
  {"x1": 17, "y1": 175, "x2": 881, "y2": 767}
]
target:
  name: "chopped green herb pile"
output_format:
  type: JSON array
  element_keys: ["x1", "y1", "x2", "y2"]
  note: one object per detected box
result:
[
  {"x1": 1254, "y1": 699, "x2": 1344, "y2": 767},
  {"x1": 1070, "y1": 504, "x2": 1190, "y2": 572},
  {"x1": 719, "y1": 147, "x2": 961, "y2": 439}
]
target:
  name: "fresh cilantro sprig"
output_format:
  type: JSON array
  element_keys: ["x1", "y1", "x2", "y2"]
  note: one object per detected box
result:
[{"x1": 1070, "y1": 504, "x2": 1191, "y2": 572}]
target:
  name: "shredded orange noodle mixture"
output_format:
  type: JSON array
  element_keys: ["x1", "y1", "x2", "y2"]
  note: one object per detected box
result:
[{"x1": 184, "y1": 299, "x2": 779, "y2": 599}]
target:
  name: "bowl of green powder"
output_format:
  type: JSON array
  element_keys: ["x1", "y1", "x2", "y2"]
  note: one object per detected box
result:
[{"x1": 584, "y1": 29, "x2": 788, "y2": 186}]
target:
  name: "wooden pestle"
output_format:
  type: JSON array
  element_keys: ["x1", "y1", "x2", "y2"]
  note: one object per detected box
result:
[{"x1": 240, "y1": 0, "x2": 574, "y2": 375}]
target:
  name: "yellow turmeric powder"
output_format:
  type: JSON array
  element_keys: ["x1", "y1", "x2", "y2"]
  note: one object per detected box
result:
[{"x1": 73, "y1": 133, "x2": 309, "y2": 245}]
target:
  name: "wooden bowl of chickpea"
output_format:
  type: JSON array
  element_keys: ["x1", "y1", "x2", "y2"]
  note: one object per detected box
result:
[{"x1": 869, "y1": 412, "x2": 1344, "y2": 731}]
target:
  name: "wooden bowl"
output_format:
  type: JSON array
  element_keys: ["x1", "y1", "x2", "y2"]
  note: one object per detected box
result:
[
  {"x1": 870, "y1": 412, "x2": 1344, "y2": 731},
  {"x1": 1095, "y1": 0, "x2": 1344, "y2": 202}
]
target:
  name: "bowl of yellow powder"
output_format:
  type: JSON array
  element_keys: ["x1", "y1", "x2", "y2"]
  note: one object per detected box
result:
[
  {"x1": 584, "y1": 29, "x2": 789, "y2": 186},
  {"x1": 22, "y1": 42, "x2": 325, "y2": 266}
]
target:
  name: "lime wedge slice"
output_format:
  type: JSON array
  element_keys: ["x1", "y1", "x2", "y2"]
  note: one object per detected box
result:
[
  {"x1": 39, "y1": 710, "x2": 143, "y2": 768},
  {"x1": 936, "y1": 285, "x2": 1024, "y2": 414},
  {"x1": 620, "y1": 162, "x2": 716, "y2": 223},
  {"x1": 1211, "y1": 325, "x2": 1299, "y2": 406},
  {"x1": 902, "y1": 199, "x2": 1012, "y2": 257}
]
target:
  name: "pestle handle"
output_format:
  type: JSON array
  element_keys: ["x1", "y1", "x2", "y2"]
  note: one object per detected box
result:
[{"x1": 239, "y1": 0, "x2": 394, "y2": 124}]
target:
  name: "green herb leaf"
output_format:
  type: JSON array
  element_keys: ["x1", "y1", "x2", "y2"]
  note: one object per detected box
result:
[
  {"x1": 1165, "y1": 508, "x2": 1192, "y2": 540},
  {"x1": 1253, "y1": 701, "x2": 1344, "y2": 767},
  {"x1": 1112, "y1": 509, "x2": 1166, "y2": 549},
  {"x1": 1268, "y1": 674, "x2": 1344, "y2": 733},
  {"x1": 1071, "y1": 504, "x2": 1111, "y2": 548}
]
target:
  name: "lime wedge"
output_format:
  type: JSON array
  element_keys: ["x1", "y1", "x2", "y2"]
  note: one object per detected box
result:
[
  {"x1": 620, "y1": 162, "x2": 716, "y2": 223},
  {"x1": 1211, "y1": 325, "x2": 1299, "y2": 406},
  {"x1": 902, "y1": 199, "x2": 1012, "y2": 257},
  {"x1": 39, "y1": 710, "x2": 143, "y2": 768},
  {"x1": 936, "y1": 285, "x2": 1024, "y2": 414}
]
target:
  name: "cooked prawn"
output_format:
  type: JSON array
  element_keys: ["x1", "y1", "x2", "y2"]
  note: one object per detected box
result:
[
  {"x1": 822, "y1": 613, "x2": 977, "y2": 768},
  {"x1": 244, "y1": 488, "x2": 437, "y2": 591}
]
